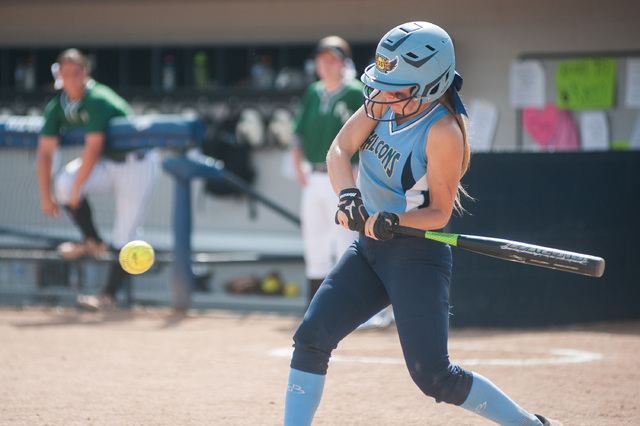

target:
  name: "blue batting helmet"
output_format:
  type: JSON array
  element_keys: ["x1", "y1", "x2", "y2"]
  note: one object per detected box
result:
[{"x1": 361, "y1": 22, "x2": 456, "y2": 119}]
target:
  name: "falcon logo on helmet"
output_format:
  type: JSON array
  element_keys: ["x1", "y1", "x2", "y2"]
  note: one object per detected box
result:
[{"x1": 375, "y1": 54, "x2": 399, "y2": 74}]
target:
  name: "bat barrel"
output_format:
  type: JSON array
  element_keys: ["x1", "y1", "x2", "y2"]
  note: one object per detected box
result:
[
  {"x1": 457, "y1": 235, "x2": 605, "y2": 278},
  {"x1": 391, "y1": 225, "x2": 605, "y2": 278}
]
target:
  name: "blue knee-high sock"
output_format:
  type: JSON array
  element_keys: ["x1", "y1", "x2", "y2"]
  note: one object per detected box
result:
[
  {"x1": 284, "y1": 368, "x2": 326, "y2": 426},
  {"x1": 460, "y1": 373, "x2": 543, "y2": 425}
]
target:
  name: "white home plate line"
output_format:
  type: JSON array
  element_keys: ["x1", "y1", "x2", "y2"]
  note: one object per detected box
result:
[{"x1": 267, "y1": 347, "x2": 602, "y2": 367}]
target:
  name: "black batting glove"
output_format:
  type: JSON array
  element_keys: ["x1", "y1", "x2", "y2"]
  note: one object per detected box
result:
[
  {"x1": 371, "y1": 211, "x2": 400, "y2": 241},
  {"x1": 335, "y1": 188, "x2": 369, "y2": 233}
]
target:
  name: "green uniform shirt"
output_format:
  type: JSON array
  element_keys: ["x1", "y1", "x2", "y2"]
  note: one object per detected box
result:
[
  {"x1": 293, "y1": 79, "x2": 363, "y2": 164},
  {"x1": 40, "y1": 80, "x2": 133, "y2": 160}
]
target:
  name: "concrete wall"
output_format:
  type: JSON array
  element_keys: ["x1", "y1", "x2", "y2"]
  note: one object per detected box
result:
[{"x1": 2, "y1": 0, "x2": 639, "y2": 150}]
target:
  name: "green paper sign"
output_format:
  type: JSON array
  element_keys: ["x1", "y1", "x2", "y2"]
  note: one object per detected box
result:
[{"x1": 555, "y1": 58, "x2": 617, "y2": 110}]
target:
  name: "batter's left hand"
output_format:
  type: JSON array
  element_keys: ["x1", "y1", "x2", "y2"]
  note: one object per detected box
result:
[
  {"x1": 67, "y1": 188, "x2": 82, "y2": 210},
  {"x1": 365, "y1": 211, "x2": 399, "y2": 241},
  {"x1": 335, "y1": 188, "x2": 369, "y2": 232}
]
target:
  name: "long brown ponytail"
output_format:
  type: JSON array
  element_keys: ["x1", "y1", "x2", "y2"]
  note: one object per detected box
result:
[{"x1": 440, "y1": 87, "x2": 472, "y2": 215}]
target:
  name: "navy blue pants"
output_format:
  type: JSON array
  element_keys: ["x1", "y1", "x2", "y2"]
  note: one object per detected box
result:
[{"x1": 291, "y1": 234, "x2": 473, "y2": 406}]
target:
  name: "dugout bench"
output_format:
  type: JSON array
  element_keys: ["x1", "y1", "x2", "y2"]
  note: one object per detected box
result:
[{"x1": 0, "y1": 114, "x2": 302, "y2": 310}]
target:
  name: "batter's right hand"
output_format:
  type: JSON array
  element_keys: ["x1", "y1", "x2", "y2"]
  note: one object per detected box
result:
[
  {"x1": 41, "y1": 197, "x2": 59, "y2": 218},
  {"x1": 335, "y1": 188, "x2": 369, "y2": 232},
  {"x1": 294, "y1": 168, "x2": 307, "y2": 187}
]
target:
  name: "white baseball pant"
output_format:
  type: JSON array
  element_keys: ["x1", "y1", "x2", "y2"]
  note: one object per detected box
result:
[
  {"x1": 300, "y1": 171, "x2": 357, "y2": 279},
  {"x1": 54, "y1": 149, "x2": 160, "y2": 249}
]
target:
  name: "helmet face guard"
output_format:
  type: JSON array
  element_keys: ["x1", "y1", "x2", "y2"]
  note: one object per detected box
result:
[
  {"x1": 361, "y1": 71, "x2": 424, "y2": 121},
  {"x1": 361, "y1": 21, "x2": 456, "y2": 121}
]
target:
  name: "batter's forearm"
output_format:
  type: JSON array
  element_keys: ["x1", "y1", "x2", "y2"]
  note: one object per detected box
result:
[
  {"x1": 36, "y1": 137, "x2": 58, "y2": 202},
  {"x1": 36, "y1": 155, "x2": 53, "y2": 201},
  {"x1": 397, "y1": 206, "x2": 452, "y2": 231},
  {"x1": 72, "y1": 133, "x2": 105, "y2": 196},
  {"x1": 327, "y1": 107, "x2": 376, "y2": 195},
  {"x1": 326, "y1": 147, "x2": 357, "y2": 196},
  {"x1": 291, "y1": 145, "x2": 304, "y2": 170}
]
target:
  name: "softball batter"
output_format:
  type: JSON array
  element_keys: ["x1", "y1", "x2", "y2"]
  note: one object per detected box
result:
[
  {"x1": 37, "y1": 48, "x2": 159, "y2": 309},
  {"x1": 290, "y1": 36, "x2": 362, "y2": 303},
  {"x1": 284, "y1": 22, "x2": 562, "y2": 426}
]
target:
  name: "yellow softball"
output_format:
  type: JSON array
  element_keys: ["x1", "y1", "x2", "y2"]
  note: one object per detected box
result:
[{"x1": 119, "y1": 240, "x2": 155, "y2": 275}]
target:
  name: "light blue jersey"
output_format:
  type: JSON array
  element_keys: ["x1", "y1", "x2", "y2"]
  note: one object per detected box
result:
[{"x1": 357, "y1": 102, "x2": 451, "y2": 214}]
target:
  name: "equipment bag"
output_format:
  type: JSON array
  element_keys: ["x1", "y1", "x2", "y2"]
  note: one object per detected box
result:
[{"x1": 201, "y1": 115, "x2": 256, "y2": 197}]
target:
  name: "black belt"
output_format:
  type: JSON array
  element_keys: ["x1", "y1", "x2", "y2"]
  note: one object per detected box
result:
[
  {"x1": 311, "y1": 163, "x2": 328, "y2": 173},
  {"x1": 108, "y1": 149, "x2": 149, "y2": 163}
]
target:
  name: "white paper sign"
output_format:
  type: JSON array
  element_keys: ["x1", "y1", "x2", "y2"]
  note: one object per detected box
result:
[
  {"x1": 625, "y1": 58, "x2": 640, "y2": 108},
  {"x1": 579, "y1": 111, "x2": 609, "y2": 151},
  {"x1": 509, "y1": 60, "x2": 545, "y2": 108},
  {"x1": 467, "y1": 98, "x2": 499, "y2": 152}
]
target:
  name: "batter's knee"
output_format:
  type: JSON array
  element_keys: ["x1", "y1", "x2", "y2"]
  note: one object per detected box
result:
[
  {"x1": 408, "y1": 362, "x2": 473, "y2": 405},
  {"x1": 53, "y1": 171, "x2": 74, "y2": 204},
  {"x1": 290, "y1": 319, "x2": 336, "y2": 376},
  {"x1": 53, "y1": 158, "x2": 84, "y2": 204}
]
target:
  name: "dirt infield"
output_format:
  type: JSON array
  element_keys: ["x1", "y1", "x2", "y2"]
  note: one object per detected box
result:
[{"x1": 0, "y1": 307, "x2": 638, "y2": 425}]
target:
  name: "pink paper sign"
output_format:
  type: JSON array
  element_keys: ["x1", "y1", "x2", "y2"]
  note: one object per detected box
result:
[
  {"x1": 549, "y1": 110, "x2": 579, "y2": 151},
  {"x1": 523, "y1": 104, "x2": 559, "y2": 147}
]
